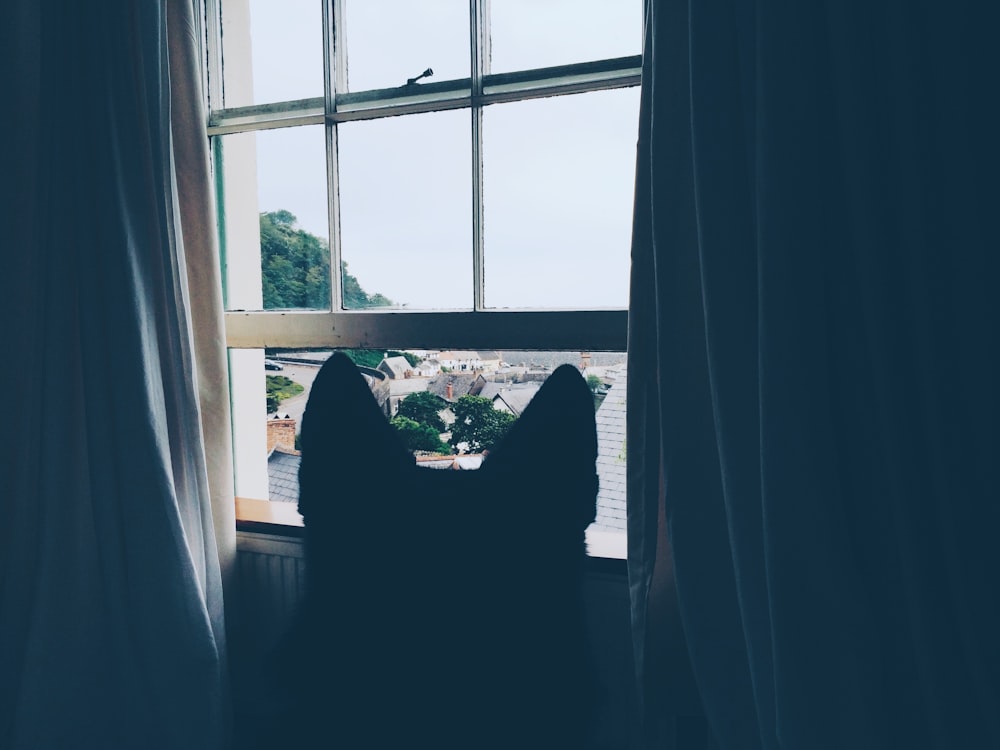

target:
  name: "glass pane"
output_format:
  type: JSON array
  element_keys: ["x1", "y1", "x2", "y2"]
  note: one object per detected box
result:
[
  {"x1": 221, "y1": 0, "x2": 324, "y2": 107},
  {"x1": 338, "y1": 110, "x2": 472, "y2": 310},
  {"x1": 219, "y1": 126, "x2": 330, "y2": 311},
  {"x1": 488, "y1": 0, "x2": 642, "y2": 74},
  {"x1": 342, "y1": 1, "x2": 469, "y2": 92},
  {"x1": 482, "y1": 89, "x2": 639, "y2": 309},
  {"x1": 251, "y1": 348, "x2": 627, "y2": 546}
]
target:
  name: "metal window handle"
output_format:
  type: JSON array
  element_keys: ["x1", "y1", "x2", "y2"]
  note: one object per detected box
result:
[{"x1": 406, "y1": 68, "x2": 434, "y2": 85}]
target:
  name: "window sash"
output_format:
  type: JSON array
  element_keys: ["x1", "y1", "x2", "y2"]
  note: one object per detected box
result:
[
  {"x1": 205, "y1": 57, "x2": 641, "y2": 135},
  {"x1": 205, "y1": 0, "x2": 637, "y2": 348}
]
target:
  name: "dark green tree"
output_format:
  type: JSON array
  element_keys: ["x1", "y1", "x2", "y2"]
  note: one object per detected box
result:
[
  {"x1": 260, "y1": 210, "x2": 393, "y2": 309},
  {"x1": 260, "y1": 210, "x2": 329, "y2": 308},
  {"x1": 397, "y1": 391, "x2": 447, "y2": 433},
  {"x1": 449, "y1": 395, "x2": 516, "y2": 454},
  {"x1": 390, "y1": 415, "x2": 451, "y2": 454}
]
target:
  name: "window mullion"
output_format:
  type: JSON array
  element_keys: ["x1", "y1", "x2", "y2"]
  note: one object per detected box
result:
[
  {"x1": 204, "y1": 0, "x2": 223, "y2": 112},
  {"x1": 470, "y1": 0, "x2": 488, "y2": 311},
  {"x1": 326, "y1": 0, "x2": 344, "y2": 311}
]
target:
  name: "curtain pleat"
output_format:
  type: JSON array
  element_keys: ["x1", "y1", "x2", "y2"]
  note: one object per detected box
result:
[
  {"x1": 1, "y1": 2, "x2": 232, "y2": 747},
  {"x1": 168, "y1": 0, "x2": 237, "y2": 616},
  {"x1": 628, "y1": 1, "x2": 1000, "y2": 748}
]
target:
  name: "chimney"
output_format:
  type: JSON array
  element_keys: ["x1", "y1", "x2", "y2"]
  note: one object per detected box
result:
[
  {"x1": 446, "y1": 382, "x2": 454, "y2": 400},
  {"x1": 267, "y1": 416, "x2": 298, "y2": 454}
]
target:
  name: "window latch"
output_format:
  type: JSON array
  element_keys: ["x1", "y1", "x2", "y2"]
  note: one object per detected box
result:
[{"x1": 406, "y1": 68, "x2": 434, "y2": 86}]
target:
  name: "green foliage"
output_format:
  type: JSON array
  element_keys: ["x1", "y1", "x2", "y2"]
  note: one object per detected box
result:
[
  {"x1": 341, "y1": 263, "x2": 394, "y2": 309},
  {"x1": 266, "y1": 374, "x2": 304, "y2": 412},
  {"x1": 449, "y1": 395, "x2": 517, "y2": 454},
  {"x1": 260, "y1": 210, "x2": 393, "y2": 309},
  {"x1": 337, "y1": 349, "x2": 382, "y2": 369},
  {"x1": 390, "y1": 415, "x2": 451, "y2": 454},
  {"x1": 585, "y1": 375, "x2": 607, "y2": 410},
  {"x1": 397, "y1": 391, "x2": 447, "y2": 433}
]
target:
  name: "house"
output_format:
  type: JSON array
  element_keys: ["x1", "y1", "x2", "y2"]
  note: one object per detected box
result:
[
  {"x1": 478, "y1": 381, "x2": 543, "y2": 417},
  {"x1": 434, "y1": 351, "x2": 501, "y2": 373},
  {"x1": 411, "y1": 359, "x2": 441, "y2": 377},
  {"x1": 385, "y1": 376, "x2": 434, "y2": 417},
  {"x1": 477, "y1": 351, "x2": 502, "y2": 371},
  {"x1": 376, "y1": 355, "x2": 414, "y2": 380},
  {"x1": 426, "y1": 372, "x2": 487, "y2": 403},
  {"x1": 267, "y1": 449, "x2": 301, "y2": 504},
  {"x1": 592, "y1": 371, "x2": 627, "y2": 533},
  {"x1": 435, "y1": 351, "x2": 481, "y2": 372}
]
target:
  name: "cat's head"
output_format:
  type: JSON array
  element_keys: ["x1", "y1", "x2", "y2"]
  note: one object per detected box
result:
[{"x1": 297, "y1": 351, "x2": 598, "y2": 547}]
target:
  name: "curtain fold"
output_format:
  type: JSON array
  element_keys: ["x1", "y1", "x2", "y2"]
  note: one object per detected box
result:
[
  {"x1": 168, "y1": 0, "x2": 238, "y2": 613},
  {"x1": 1, "y1": 2, "x2": 232, "y2": 747},
  {"x1": 628, "y1": 1, "x2": 999, "y2": 748}
]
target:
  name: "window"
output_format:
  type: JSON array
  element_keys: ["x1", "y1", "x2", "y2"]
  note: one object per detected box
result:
[{"x1": 205, "y1": 1, "x2": 640, "y2": 553}]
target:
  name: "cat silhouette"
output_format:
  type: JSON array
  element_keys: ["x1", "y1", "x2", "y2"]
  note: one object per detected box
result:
[{"x1": 269, "y1": 352, "x2": 599, "y2": 749}]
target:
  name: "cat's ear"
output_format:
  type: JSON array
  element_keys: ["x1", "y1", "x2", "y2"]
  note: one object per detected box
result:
[
  {"x1": 298, "y1": 353, "x2": 411, "y2": 519},
  {"x1": 483, "y1": 365, "x2": 598, "y2": 531}
]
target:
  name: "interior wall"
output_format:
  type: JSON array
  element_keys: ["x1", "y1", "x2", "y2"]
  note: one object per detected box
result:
[{"x1": 230, "y1": 531, "x2": 640, "y2": 749}]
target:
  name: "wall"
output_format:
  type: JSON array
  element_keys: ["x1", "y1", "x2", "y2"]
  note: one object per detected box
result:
[{"x1": 229, "y1": 531, "x2": 641, "y2": 749}]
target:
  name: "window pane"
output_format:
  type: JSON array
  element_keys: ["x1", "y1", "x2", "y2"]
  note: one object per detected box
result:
[
  {"x1": 342, "y1": 1, "x2": 469, "y2": 92},
  {"x1": 338, "y1": 110, "x2": 472, "y2": 310},
  {"x1": 219, "y1": 126, "x2": 330, "y2": 311},
  {"x1": 221, "y1": 0, "x2": 324, "y2": 107},
  {"x1": 488, "y1": 0, "x2": 642, "y2": 74},
  {"x1": 248, "y1": 348, "x2": 627, "y2": 544},
  {"x1": 482, "y1": 89, "x2": 639, "y2": 309}
]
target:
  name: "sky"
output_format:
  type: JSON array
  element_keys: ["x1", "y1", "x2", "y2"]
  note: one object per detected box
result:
[{"x1": 230, "y1": 0, "x2": 642, "y2": 310}]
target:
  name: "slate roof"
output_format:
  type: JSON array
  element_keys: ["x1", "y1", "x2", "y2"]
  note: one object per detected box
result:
[
  {"x1": 267, "y1": 448, "x2": 301, "y2": 504},
  {"x1": 593, "y1": 371, "x2": 627, "y2": 532},
  {"x1": 482, "y1": 382, "x2": 541, "y2": 417},
  {"x1": 426, "y1": 373, "x2": 485, "y2": 402}
]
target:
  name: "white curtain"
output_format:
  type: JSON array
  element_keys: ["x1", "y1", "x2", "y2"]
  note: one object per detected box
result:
[{"x1": 1, "y1": 1, "x2": 234, "y2": 747}]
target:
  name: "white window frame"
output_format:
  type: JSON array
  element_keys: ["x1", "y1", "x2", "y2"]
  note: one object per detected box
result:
[
  {"x1": 205, "y1": 0, "x2": 638, "y2": 350},
  {"x1": 202, "y1": 0, "x2": 638, "y2": 501}
]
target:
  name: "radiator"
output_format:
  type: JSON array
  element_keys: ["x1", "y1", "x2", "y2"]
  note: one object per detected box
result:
[
  {"x1": 233, "y1": 531, "x2": 306, "y2": 668},
  {"x1": 232, "y1": 530, "x2": 642, "y2": 749}
]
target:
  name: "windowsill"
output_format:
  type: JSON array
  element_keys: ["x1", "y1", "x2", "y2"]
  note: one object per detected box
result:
[
  {"x1": 235, "y1": 497, "x2": 304, "y2": 537},
  {"x1": 235, "y1": 497, "x2": 627, "y2": 564}
]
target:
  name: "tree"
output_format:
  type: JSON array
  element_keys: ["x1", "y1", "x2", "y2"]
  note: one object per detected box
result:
[
  {"x1": 260, "y1": 210, "x2": 330, "y2": 308},
  {"x1": 339, "y1": 349, "x2": 417, "y2": 369},
  {"x1": 449, "y1": 395, "x2": 516, "y2": 454},
  {"x1": 585, "y1": 374, "x2": 606, "y2": 410},
  {"x1": 390, "y1": 415, "x2": 451, "y2": 454},
  {"x1": 266, "y1": 374, "x2": 304, "y2": 413},
  {"x1": 397, "y1": 391, "x2": 447, "y2": 433},
  {"x1": 259, "y1": 210, "x2": 393, "y2": 309}
]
